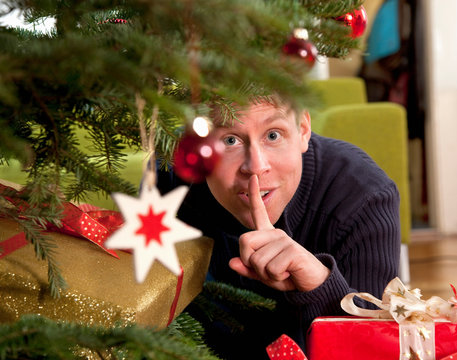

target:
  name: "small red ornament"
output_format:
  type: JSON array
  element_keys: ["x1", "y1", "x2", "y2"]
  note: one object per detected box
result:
[
  {"x1": 173, "y1": 131, "x2": 222, "y2": 183},
  {"x1": 282, "y1": 28, "x2": 317, "y2": 67},
  {"x1": 335, "y1": 6, "x2": 368, "y2": 38}
]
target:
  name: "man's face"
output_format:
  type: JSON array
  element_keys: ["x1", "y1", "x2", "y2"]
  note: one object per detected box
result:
[{"x1": 206, "y1": 101, "x2": 311, "y2": 229}]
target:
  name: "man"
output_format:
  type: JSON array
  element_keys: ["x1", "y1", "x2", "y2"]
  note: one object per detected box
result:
[{"x1": 158, "y1": 99, "x2": 400, "y2": 358}]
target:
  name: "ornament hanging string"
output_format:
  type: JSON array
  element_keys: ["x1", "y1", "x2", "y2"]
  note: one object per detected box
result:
[
  {"x1": 135, "y1": 79, "x2": 162, "y2": 191},
  {"x1": 135, "y1": 82, "x2": 186, "y2": 326}
]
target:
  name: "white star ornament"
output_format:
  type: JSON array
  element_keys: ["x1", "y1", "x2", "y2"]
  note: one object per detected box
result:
[{"x1": 105, "y1": 185, "x2": 202, "y2": 283}]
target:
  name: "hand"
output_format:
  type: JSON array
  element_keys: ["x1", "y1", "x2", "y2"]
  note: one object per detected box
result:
[{"x1": 229, "y1": 175, "x2": 330, "y2": 292}]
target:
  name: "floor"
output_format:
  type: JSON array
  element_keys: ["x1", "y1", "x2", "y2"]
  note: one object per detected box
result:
[{"x1": 408, "y1": 228, "x2": 457, "y2": 300}]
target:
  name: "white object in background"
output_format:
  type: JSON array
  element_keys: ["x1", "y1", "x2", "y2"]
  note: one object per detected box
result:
[
  {"x1": 0, "y1": 7, "x2": 55, "y2": 34},
  {"x1": 424, "y1": 0, "x2": 457, "y2": 234},
  {"x1": 308, "y1": 55, "x2": 330, "y2": 80},
  {"x1": 399, "y1": 243, "x2": 410, "y2": 286}
]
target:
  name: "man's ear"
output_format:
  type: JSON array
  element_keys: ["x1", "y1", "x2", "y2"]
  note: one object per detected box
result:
[{"x1": 299, "y1": 110, "x2": 312, "y2": 153}]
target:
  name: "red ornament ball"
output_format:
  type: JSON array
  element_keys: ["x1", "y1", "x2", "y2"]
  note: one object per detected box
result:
[
  {"x1": 336, "y1": 6, "x2": 368, "y2": 38},
  {"x1": 282, "y1": 29, "x2": 317, "y2": 67},
  {"x1": 173, "y1": 132, "x2": 223, "y2": 183}
]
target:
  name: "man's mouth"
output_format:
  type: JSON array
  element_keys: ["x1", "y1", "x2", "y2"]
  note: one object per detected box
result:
[{"x1": 243, "y1": 190, "x2": 270, "y2": 198}]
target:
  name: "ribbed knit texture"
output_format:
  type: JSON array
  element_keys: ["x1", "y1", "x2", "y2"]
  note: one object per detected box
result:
[{"x1": 158, "y1": 133, "x2": 401, "y2": 359}]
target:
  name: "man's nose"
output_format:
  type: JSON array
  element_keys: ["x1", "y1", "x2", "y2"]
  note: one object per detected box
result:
[{"x1": 240, "y1": 144, "x2": 270, "y2": 176}]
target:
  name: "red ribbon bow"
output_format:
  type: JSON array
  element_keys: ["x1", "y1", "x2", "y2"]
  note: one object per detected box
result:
[
  {"x1": 266, "y1": 334, "x2": 308, "y2": 360},
  {"x1": 0, "y1": 183, "x2": 123, "y2": 259}
]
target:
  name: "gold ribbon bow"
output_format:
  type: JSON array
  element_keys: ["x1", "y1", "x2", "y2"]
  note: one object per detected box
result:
[
  {"x1": 341, "y1": 277, "x2": 457, "y2": 360},
  {"x1": 341, "y1": 277, "x2": 457, "y2": 324}
]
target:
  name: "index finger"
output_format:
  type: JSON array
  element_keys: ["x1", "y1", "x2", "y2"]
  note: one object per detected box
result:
[{"x1": 249, "y1": 175, "x2": 274, "y2": 230}]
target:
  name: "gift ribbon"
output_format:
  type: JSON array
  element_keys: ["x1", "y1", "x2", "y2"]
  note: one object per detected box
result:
[
  {"x1": 167, "y1": 266, "x2": 184, "y2": 327},
  {"x1": 0, "y1": 183, "x2": 122, "y2": 258},
  {"x1": 441, "y1": 353, "x2": 457, "y2": 360},
  {"x1": 341, "y1": 277, "x2": 457, "y2": 360},
  {"x1": 51, "y1": 202, "x2": 123, "y2": 258},
  {"x1": 341, "y1": 277, "x2": 457, "y2": 323},
  {"x1": 0, "y1": 232, "x2": 28, "y2": 259},
  {"x1": 266, "y1": 334, "x2": 308, "y2": 360}
]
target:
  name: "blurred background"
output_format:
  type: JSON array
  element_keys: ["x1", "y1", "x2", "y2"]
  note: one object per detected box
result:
[
  {"x1": 326, "y1": 0, "x2": 457, "y2": 299},
  {"x1": 330, "y1": 0, "x2": 456, "y2": 235}
]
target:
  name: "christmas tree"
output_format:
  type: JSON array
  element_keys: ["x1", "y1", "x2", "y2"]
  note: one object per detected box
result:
[{"x1": 0, "y1": 0, "x2": 365, "y2": 358}]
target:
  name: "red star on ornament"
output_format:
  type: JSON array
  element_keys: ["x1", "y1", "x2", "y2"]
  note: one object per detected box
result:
[{"x1": 135, "y1": 206, "x2": 169, "y2": 246}]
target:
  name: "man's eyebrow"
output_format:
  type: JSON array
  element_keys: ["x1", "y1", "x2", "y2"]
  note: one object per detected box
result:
[
  {"x1": 264, "y1": 113, "x2": 289, "y2": 123},
  {"x1": 261, "y1": 109, "x2": 293, "y2": 125}
]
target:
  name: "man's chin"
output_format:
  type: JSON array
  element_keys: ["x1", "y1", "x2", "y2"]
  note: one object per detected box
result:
[
  {"x1": 232, "y1": 209, "x2": 279, "y2": 229},
  {"x1": 236, "y1": 215, "x2": 277, "y2": 230},
  {"x1": 235, "y1": 216, "x2": 256, "y2": 230}
]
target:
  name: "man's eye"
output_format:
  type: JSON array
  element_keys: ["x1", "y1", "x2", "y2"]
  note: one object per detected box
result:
[
  {"x1": 223, "y1": 136, "x2": 238, "y2": 146},
  {"x1": 267, "y1": 131, "x2": 280, "y2": 141}
]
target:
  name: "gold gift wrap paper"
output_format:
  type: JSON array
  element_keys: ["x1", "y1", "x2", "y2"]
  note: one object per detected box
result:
[{"x1": 0, "y1": 218, "x2": 213, "y2": 328}]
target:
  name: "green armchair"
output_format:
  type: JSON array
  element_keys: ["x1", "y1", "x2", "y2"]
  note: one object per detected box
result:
[
  {"x1": 309, "y1": 76, "x2": 368, "y2": 107},
  {"x1": 310, "y1": 77, "x2": 411, "y2": 246}
]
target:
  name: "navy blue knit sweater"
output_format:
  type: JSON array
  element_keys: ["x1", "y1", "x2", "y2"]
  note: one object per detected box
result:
[{"x1": 158, "y1": 133, "x2": 400, "y2": 359}]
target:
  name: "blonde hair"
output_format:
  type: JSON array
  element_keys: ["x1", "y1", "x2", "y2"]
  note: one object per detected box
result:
[{"x1": 211, "y1": 93, "x2": 304, "y2": 128}]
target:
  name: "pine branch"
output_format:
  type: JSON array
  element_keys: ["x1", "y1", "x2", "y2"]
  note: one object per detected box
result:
[
  {"x1": 168, "y1": 312, "x2": 206, "y2": 347},
  {"x1": 203, "y1": 281, "x2": 277, "y2": 311},
  {"x1": 188, "y1": 281, "x2": 277, "y2": 336},
  {"x1": 19, "y1": 221, "x2": 68, "y2": 299},
  {"x1": 0, "y1": 314, "x2": 221, "y2": 360},
  {"x1": 191, "y1": 290, "x2": 246, "y2": 334},
  {"x1": 0, "y1": 181, "x2": 68, "y2": 298},
  {"x1": 0, "y1": 210, "x2": 67, "y2": 298},
  {"x1": 304, "y1": 0, "x2": 364, "y2": 17}
]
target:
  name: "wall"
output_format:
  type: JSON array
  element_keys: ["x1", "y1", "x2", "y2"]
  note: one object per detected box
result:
[{"x1": 424, "y1": 0, "x2": 457, "y2": 234}]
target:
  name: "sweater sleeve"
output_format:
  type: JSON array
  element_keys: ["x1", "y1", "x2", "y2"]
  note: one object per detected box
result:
[{"x1": 283, "y1": 183, "x2": 401, "y2": 325}]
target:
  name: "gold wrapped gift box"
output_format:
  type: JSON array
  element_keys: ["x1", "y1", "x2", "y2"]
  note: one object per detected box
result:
[{"x1": 0, "y1": 218, "x2": 213, "y2": 328}]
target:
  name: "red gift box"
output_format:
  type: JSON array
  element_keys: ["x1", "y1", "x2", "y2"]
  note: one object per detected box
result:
[
  {"x1": 307, "y1": 317, "x2": 457, "y2": 360},
  {"x1": 306, "y1": 277, "x2": 457, "y2": 360}
]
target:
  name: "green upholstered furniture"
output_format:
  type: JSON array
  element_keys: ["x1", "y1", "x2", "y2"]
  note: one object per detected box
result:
[
  {"x1": 310, "y1": 77, "x2": 411, "y2": 245},
  {"x1": 310, "y1": 77, "x2": 368, "y2": 107}
]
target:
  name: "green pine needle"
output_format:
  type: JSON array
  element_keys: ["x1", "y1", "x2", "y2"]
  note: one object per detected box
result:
[
  {"x1": 203, "y1": 281, "x2": 277, "y2": 311},
  {"x1": 0, "y1": 314, "x2": 221, "y2": 360}
]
